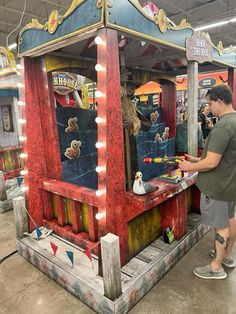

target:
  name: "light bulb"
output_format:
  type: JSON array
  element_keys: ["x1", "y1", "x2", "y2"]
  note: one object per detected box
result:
[
  {"x1": 95, "y1": 36, "x2": 104, "y2": 45},
  {"x1": 95, "y1": 90, "x2": 104, "y2": 98},
  {"x1": 95, "y1": 117, "x2": 105, "y2": 124},
  {"x1": 96, "y1": 166, "x2": 104, "y2": 173},
  {"x1": 18, "y1": 119, "x2": 26, "y2": 124},
  {"x1": 16, "y1": 64, "x2": 23, "y2": 70},
  {"x1": 20, "y1": 153, "x2": 28, "y2": 159},
  {"x1": 17, "y1": 101, "x2": 25, "y2": 106},
  {"x1": 95, "y1": 142, "x2": 105, "y2": 149},
  {"x1": 17, "y1": 83, "x2": 24, "y2": 88},
  {"x1": 96, "y1": 189, "x2": 105, "y2": 197},
  {"x1": 95, "y1": 212, "x2": 105, "y2": 220},
  {"x1": 19, "y1": 136, "x2": 27, "y2": 142},
  {"x1": 95, "y1": 64, "x2": 104, "y2": 72},
  {"x1": 20, "y1": 170, "x2": 28, "y2": 175}
]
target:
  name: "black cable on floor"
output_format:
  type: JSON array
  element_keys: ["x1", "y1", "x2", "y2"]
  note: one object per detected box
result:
[{"x1": 0, "y1": 250, "x2": 17, "y2": 265}]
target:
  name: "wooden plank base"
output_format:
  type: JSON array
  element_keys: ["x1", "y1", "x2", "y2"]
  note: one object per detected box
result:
[{"x1": 16, "y1": 213, "x2": 210, "y2": 314}]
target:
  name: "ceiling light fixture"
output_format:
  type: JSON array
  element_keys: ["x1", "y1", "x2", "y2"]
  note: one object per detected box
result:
[{"x1": 195, "y1": 17, "x2": 236, "y2": 31}]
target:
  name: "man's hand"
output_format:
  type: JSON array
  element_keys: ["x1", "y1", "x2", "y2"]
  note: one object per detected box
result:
[
  {"x1": 178, "y1": 159, "x2": 196, "y2": 172},
  {"x1": 185, "y1": 154, "x2": 201, "y2": 163}
]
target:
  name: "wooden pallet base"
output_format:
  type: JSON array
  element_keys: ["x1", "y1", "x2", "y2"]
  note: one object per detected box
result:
[{"x1": 16, "y1": 213, "x2": 210, "y2": 314}]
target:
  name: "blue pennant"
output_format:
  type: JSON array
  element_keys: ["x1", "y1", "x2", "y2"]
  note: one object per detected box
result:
[
  {"x1": 36, "y1": 227, "x2": 42, "y2": 239},
  {"x1": 66, "y1": 251, "x2": 74, "y2": 267}
]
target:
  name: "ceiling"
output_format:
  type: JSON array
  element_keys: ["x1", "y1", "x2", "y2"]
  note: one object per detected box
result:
[{"x1": 0, "y1": 0, "x2": 236, "y2": 52}]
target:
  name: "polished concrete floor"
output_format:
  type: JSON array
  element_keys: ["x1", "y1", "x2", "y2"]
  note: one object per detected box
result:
[{"x1": 1, "y1": 210, "x2": 236, "y2": 314}]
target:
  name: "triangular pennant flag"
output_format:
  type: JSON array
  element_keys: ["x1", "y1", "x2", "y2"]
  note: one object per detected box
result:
[
  {"x1": 83, "y1": 249, "x2": 92, "y2": 262},
  {"x1": 66, "y1": 251, "x2": 74, "y2": 267},
  {"x1": 36, "y1": 227, "x2": 42, "y2": 239},
  {"x1": 50, "y1": 241, "x2": 58, "y2": 256}
]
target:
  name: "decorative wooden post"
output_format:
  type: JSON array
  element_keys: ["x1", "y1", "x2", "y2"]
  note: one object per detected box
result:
[
  {"x1": 13, "y1": 196, "x2": 28, "y2": 238},
  {"x1": 101, "y1": 233, "x2": 122, "y2": 300},
  {"x1": 187, "y1": 60, "x2": 198, "y2": 157},
  {"x1": 228, "y1": 68, "x2": 236, "y2": 110},
  {"x1": 96, "y1": 29, "x2": 128, "y2": 265},
  {"x1": 0, "y1": 171, "x2": 7, "y2": 201},
  {"x1": 161, "y1": 79, "x2": 176, "y2": 137}
]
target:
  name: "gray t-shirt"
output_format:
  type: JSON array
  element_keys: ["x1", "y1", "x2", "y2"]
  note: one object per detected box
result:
[{"x1": 197, "y1": 112, "x2": 236, "y2": 201}]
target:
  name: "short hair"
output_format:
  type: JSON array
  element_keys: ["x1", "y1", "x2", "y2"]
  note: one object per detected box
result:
[{"x1": 209, "y1": 84, "x2": 232, "y2": 105}]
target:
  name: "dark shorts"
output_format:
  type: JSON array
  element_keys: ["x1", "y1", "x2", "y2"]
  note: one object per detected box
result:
[{"x1": 200, "y1": 194, "x2": 236, "y2": 229}]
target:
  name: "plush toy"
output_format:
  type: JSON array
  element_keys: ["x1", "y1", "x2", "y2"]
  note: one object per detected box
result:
[
  {"x1": 150, "y1": 111, "x2": 159, "y2": 124},
  {"x1": 65, "y1": 117, "x2": 79, "y2": 133},
  {"x1": 64, "y1": 140, "x2": 81, "y2": 159},
  {"x1": 154, "y1": 132, "x2": 162, "y2": 142},
  {"x1": 162, "y1": 127, "x2": 170, "y2": 140}
]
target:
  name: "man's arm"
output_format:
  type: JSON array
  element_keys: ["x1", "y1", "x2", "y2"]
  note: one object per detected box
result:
[{"x1": 179, "y1": 151, "x2": 222, "y2": 172}]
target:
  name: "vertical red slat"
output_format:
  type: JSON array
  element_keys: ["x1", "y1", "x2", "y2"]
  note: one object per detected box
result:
[
  {"x1": 43, "y1": 191, "x2": 54, "y2": 220},
  {"x1": 0, "y1": 153, "x2": 4, "y2": 172},
  {"x1": 71, "y1": 200, "x2": 82, "y2": 233},
  {"x1": 88, "y1": 205, "x2": 98, "y2": 242},
  {"x1": 55, "y1": 195, "x2": 66, "y2": 226}
]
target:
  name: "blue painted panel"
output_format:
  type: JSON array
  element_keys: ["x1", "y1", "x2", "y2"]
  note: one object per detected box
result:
[
  {"x1": 0, "y1": 89, "x2": 18, "y2": 98},
  {"x1": 108, "y1": 0, "x2": 193, "y2": 49},
  {"x1": 19, "y1": 0, "x2": 102, "y2": 55}
]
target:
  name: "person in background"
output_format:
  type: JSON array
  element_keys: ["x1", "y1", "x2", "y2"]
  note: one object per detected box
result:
[
  {"x1": 179, "y1": 84, "x2": 236, "y2": 280},
  {"x1": 176, "y1": 109, "x2": 203, "y2": 155},
  {"x1": 198, "y1": 104, "x2": 213, "y2": 140}
]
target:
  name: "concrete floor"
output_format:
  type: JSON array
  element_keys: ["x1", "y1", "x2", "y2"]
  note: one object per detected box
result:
[{"x1": 1, "y1": 211, "x2": 236, "y2": 314}]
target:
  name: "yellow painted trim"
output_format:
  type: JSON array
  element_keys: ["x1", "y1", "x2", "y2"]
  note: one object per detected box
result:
[{"x1": 0, "y1": 47, "x2": 16, "y2": 77}]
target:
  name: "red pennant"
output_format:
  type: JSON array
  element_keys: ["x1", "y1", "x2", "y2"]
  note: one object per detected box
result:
[
  {"x1": 50, "y1": 241, "x2": 58, "y2": 256},
  {"x1": 83, "y1": 249, "x2": 92, "y2": 262}
]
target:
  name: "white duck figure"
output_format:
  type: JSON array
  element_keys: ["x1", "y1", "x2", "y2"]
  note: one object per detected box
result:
[{"x1": 133, "y1": 171, "x2": 158, "y2": 195}]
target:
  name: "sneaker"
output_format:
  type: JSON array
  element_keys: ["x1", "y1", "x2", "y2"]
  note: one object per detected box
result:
[
  {"x1": 193, "y1": 264, "x2": 227, "y2": 280},
  {"x1": 209, "y1": 249, "x2": 236, "y2": 268}
]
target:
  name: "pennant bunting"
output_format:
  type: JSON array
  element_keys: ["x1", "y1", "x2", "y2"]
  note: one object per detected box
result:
[
  {"x1": 66, "y1": 251, "x2": 74, "y2": 267},
  {"x1": 50, "y1": 241, "x2": 58, "y2": 256},
  {"x1": 36, "y1": 227, "x2": 42, "y2": 239}
]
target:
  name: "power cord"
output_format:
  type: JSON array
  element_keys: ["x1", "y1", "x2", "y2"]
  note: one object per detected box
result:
[{"x1": 0, "y1": 250, "x2": 17, "y2": 265}]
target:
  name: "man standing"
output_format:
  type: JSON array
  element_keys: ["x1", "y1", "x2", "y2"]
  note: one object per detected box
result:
[
  {"x1": 198, "y1": 104, "x2": 213, "y2": 139},
  {"x1": 179, "y1": 84, "x2": 236, "y2": 280}
]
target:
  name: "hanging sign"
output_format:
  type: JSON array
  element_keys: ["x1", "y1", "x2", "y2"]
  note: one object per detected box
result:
[
  {"x1": 53, "y1": 72, "x2": 79, "y2": 95},
  {"x1": 198, "y1": 77, "x2": 216, "y2": 88},
  {"x1": 186, "y1": 32, "x2": 213, "y2": 64}
]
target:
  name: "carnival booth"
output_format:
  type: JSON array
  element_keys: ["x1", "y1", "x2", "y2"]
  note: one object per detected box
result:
[
  {"x1": 15, "y1": 1, "x2": 236, "y2": 313},
  {"x1": 0, "y1": 47, "x2": 23, "y2": 179}
]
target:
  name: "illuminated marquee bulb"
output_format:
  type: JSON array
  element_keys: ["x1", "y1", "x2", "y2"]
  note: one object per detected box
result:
[
  {"x1": 19, "y1": 119, "x2": 26, "y2": 124},
  {"x1": 95, "y1": 212, "x2": 105, "y2": 220},
  {"x1": 96, "y1": 189, "x2": 105, "y2": 197},
  {"x1": 17, "y1": 101, "x2": 25, "y2": 106},
  {"x1": 96, "y1": 166, "x2": 105, "y2": 173},
  {"x1": 95, "y1": 117, "x2": 105, "y2": 124},
  {"x1": 19, "y1": 136, "x2": 27, "y2": 142},
  {"x1": 95, "y1": 90, "x2": 104, "y2": 98},
  {"x1": 20, "y1": 153, "x2": 28, "y2": 159},
  {"x1": 95, "y1": 64, "x2": 104, "y2": 72},
  {"x1": 16, "y1": 64, "x2": 23, "y2": 70},
  {"x1": 17, "y1": 83, "x2": 24, "y2": 88},
  {"x1": 95, "y1": 36, "x2": 104, "y2": 45},
  {"x1": 20, "y1": 170, "x2": 28, "y2": 175},
  {"x1": 95, "y1": 142, "x2": 105, "y2": 149}
]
